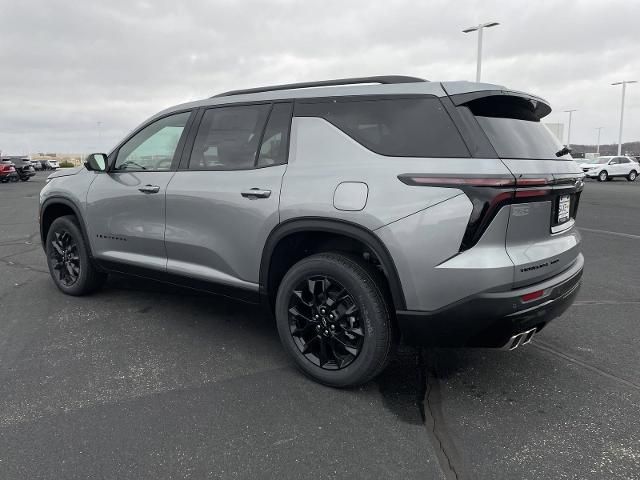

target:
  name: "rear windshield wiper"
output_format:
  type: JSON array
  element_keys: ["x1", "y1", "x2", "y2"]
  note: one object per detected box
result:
[{"x1": 555, "y1": 146, "x2": 572, "y2": 157}]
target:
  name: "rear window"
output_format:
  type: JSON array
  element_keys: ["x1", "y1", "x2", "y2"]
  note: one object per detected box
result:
[
  {"x1": 466, "y1": 95, "x2": 570, "y2": 160},
  {"x1": 295, "y1": 97, "x2": 470, "y2": 158}
]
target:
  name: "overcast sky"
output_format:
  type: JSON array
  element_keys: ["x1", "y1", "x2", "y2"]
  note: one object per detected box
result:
[{"x1": 1, "y1": 0, "x2": 638, "y2": 154}]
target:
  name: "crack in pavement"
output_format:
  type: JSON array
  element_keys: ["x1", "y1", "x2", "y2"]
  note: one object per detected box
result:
[
  {"x1": 0, "y1": 231, "x2": 41, "y2": 247},
  {"x1": 533, "y1": 341, "x2": 640, "y2": 392},
  {"x1": 420, "y1": 350, "x2": 465, "y2": 480}
]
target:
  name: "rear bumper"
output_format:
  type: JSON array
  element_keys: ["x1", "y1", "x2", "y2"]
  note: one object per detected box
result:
[
  {"x1": 396, "y1": 253, "x2": 583, "y2": 347},
  {"x1": 0, "y1": 172, "x2": 18, "y2": 181}
]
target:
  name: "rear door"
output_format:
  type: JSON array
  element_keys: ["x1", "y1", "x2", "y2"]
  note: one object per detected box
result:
[
  {"x1": 164, "y1": 102, "x2": 292, "y2": 293},
  {"x1": 617, "y1": 157, "x2": 631, "y2": 176},
  {"x1": 452, "y1": 92, "x2": 583, "y2": 286},
  {"x1": 608, "y1": 157, "x2": 622, "y2": 176},
  {"x1": 86, "y1": 111, "x2": 192, "y2": 271}
]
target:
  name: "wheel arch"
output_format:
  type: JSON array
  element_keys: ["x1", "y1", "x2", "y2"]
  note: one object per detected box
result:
[
  {"x1": 259, "y1": 218, "x2": 406, "y2": 312},
  {"x1": 40, "y1": 197, "x2": 94, "y2": 257}
]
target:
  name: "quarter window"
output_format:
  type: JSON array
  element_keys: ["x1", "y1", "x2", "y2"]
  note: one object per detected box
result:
[
  {"x1": 188, "y1": 104, "x2": 270, "y2": 170},
  {"x1": 295, "y1": 97, "x2": 469, "y2": 158},
  {"x1": 115, "y1": 112, "x2": 190, "y2": 171}
]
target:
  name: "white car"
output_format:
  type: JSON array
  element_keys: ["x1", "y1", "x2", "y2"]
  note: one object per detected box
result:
[
  {"x1": 45, "y1": 159, "x2": 59, "y2": 170},
  {"x1": 579, "y1": 156, "x2": 638, "y2": 182}
]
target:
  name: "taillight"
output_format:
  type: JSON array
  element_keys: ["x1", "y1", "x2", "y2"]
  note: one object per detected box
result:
[{"x1": 397, "y1": 174, "x2": 580, "y2": 251}]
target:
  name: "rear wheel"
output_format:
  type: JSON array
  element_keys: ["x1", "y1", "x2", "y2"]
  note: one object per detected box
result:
[
  {"x1": 628, "y1": 170, "x2": 637, "y2": 181},
  {"x1": 598, "y1": 170, "x2": 608, "y2": 182},
  {"x1": 45, "y1": 215, "x2": 107, "y2": 295},
  {"x1": 275, "y1": 252, "x2": 393, "y2": 387}
]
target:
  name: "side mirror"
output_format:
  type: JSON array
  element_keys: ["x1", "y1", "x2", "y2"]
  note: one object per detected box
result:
[{"x1": 84, "y1": 153, "x2": 108, "y2": 172}]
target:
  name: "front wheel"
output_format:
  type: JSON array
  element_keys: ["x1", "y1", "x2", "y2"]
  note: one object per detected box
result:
[
  {"x1": 628, "y1": 170, "x2": 637, "y2": 181},
  {"x1": 598, "y1": 170, "x2": 608, "y2": 182},
  {"x1": 275, "y1": 252, "x2": 393, "y2": 387},
  {"x1": 45, "y1": 215, "x2": 107, "y2": 295}
]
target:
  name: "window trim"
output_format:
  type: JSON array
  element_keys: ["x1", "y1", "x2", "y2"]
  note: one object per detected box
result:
[
  {"x1": 107, "y1": 109, "x2": 196, "y2": 173},
  {"x1": 293, "y1": 94, "x2": 471, "y2": 158},
  {"x1": 178, "y1": 101, "x2": 294, "y2": 172},
  {"x1": 256, "y1": 102, "x2": 294, "y2": 169}
]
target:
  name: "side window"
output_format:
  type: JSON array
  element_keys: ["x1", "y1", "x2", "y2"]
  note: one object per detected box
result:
[
  {"x1": 188, "y1": 104, "x2": 270, "y2": 170},
  {"x1": 610, "y1": 158, "x2": 620, "y2": 164},
  {"x1": 619, "y1": 157, "x2": 630, "y2": 164},
  {"x1": 295, "y1": 97, "x2": 469, "y2": 158},
  {"x1": 115, "y1": 112, "x2": 190, "y2": 171},
  {"x1": 257, "y1": 103, "x2": 293, "y2": 167}
]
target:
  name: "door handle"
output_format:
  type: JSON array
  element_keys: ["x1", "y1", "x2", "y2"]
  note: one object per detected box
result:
[
  {"x1": 138, "y1": 184, "x2": 160, "y2": 194},
  {"x1": 241, "y1": 188, "x2": 271, "y2": 199}
]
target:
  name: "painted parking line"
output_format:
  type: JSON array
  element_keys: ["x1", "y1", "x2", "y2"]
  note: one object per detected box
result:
[{"x1": 579, "y1": 227, "x2": 640, "y2": 240}]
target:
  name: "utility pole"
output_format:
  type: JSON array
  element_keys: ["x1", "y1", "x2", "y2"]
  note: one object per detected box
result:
[
  {"x1": 611, "y1": 80, "x2": 637, "y2": 155},
  {"x1": 564, "y1": 109, "x2": 577, "y2": 148},
  {"x1": 595, "y1": 127, "x2": 603, "y2": 155},
  {"x1": 462, "y1": 21, "x2": 500, "y2": 82}
]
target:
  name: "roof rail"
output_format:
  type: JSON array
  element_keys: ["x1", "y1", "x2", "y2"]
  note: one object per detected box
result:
[{"x1": 212, "y1": 75, "x2": 427, "y2": 98}]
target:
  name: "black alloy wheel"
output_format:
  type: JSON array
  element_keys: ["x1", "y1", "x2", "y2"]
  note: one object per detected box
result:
[
  {"x1": 45, "y1": 215, "x2": 107, "y2": 295},
  {"x1": 49, "y1": 229, "x2": 81, "y2": 287},
  {"x1": 288, "y1": 275, "x2": 364, "y2": 370}
]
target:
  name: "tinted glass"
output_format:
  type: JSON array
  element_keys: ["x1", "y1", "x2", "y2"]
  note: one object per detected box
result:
[
  {"x1": 475, "y1": 117, "x2": 569, "y2": 160},
  {"x1": 189, "y1": 104, "x2": 270, "y2": 170},
  {"x1": 115, "y1": 112, "x2": 190, "y2": 171},
  {"x1": 257, "y1": 103, "x2": 293, "y2": 167},
  {"x1": 295, "y1": 97, "x2": 469, "y2": 158},
  {"x1": 619, "y1": 157, "x2": 630, "y2": 163}
]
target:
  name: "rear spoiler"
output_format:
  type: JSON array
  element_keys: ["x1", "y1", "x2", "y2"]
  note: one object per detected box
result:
[{"x1": 440, "y1": 83, "x2": 552, "y2": 120}]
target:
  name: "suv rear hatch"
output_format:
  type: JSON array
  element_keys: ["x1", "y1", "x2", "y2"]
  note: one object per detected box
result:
[{"x1": 445, "y1": 88, "x2": 584, "y2": 286}]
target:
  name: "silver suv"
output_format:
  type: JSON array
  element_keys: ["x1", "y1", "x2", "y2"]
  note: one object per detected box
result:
[{"x1": 40, "y1": 76, "x2": 584, "y2": 387}]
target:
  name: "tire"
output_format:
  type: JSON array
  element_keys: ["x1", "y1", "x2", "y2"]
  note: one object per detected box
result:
[
  {"x1": 598, "y1": 170, "x2": 608, "y2": 182},
  {"x1": 20, "y1": 177, "x2": 29, "y2": 182},
  {"x1": 628, "y1": 170, "x2": 637, "y2": 182},
  {"x1": 45, "y1": 215, "x2": 107, "y2": 296},
  {"x1": 275, "y1": 252, "x2": 393, "y2": 387}
]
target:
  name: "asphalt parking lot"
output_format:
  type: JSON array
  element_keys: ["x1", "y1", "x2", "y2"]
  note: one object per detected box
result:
[{"x1": 0, "y1": 172, "x2": 638, "y2": 479}]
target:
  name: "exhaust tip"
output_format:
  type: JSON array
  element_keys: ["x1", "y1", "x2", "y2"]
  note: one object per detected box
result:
[{"x1": 501, "y1": 328, "x2": 537, "y2": 351}]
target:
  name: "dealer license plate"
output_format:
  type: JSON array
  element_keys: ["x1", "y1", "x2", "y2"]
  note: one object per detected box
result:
[{"x1": 557, "y1": 195, "x2": 571, "y2": 223}]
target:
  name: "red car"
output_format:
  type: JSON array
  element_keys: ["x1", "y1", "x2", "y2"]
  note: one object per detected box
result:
[{"x1": 0, "y1": 162, "x2": 18, "y2": 182}]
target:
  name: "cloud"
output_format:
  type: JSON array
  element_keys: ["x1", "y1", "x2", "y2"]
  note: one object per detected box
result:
[{"x1": 0, "y1": 0, "x2": 637, "y2": 153}]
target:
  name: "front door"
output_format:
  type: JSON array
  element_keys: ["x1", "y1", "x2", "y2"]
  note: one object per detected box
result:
[
  {"x1": 165, "y1": 102, "x2": 293, "y2": 293},
  {"x1": 86, "y1": 111, "x2": 192, "y2": 271}
]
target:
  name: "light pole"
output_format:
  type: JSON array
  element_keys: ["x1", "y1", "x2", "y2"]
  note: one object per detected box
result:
[
  {"x1": 462, "y1": 21, "x2": 500, "y2": 82},
  {"x1": 611, "y1": 80, "x2": 637, "y2": 155},
  {"x1": 564, "y1": 109, "x2": 577, "y2": 148},
  {"x1": 595, "y1": 127, "x2": 603, "y2": 155}
]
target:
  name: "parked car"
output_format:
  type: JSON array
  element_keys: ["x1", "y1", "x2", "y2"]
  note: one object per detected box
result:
[
  {"x1": 39, "y1": 76, "x2": 584, "y2": 386},
  {"x1": 31, "y1": 160, "x2": 43, "y2": 171},
  {"x1": 0, "y1": 157, "x2": 36, "y2": 181},
  {"x1": 579, "y1": 156, "x2": 638, "y2": 181},
  {"x1": 0, "y1": 161, "x2": 18, "y2": 182},
  {"x1": 45, "y1": 159, "x2": 59, "y2": 170}
]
